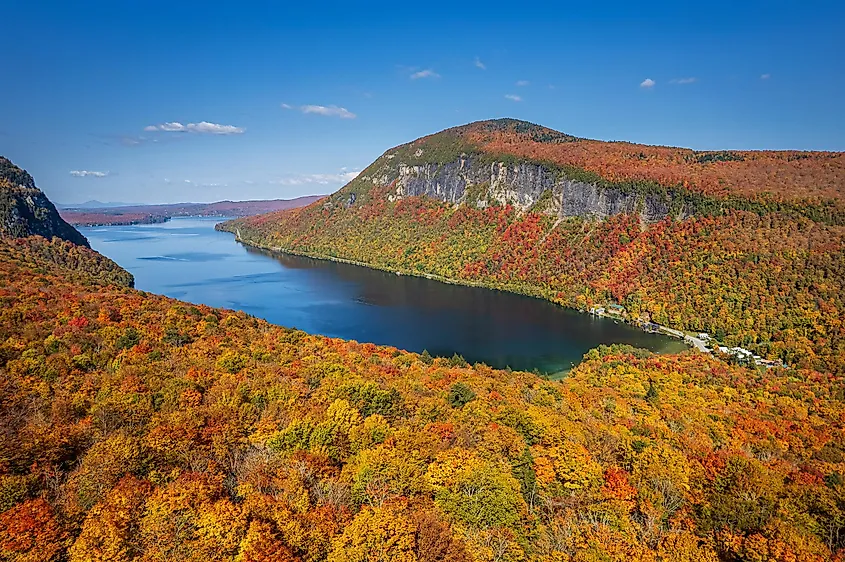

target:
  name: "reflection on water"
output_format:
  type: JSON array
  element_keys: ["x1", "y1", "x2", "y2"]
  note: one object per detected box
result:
[{"x1": 82, "y1": 217, "x2": 687, "y2": 376}]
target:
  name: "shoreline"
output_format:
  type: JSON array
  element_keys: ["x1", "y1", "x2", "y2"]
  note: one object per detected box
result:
[{"x1": 219, "y1": 226, "x2": 698, "y2": 354}]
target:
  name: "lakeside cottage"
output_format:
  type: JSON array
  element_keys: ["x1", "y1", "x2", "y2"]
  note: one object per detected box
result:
[{"x1": 606, "y1": 304, "x2": 626, "y2": 316}]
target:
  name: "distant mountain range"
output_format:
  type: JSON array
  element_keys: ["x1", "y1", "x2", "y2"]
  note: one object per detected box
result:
[
  {"x1": 59, "y1": 196, "x2": 325, "y2": 226},
  {"x1": 57, "y1": 200, "x2": 137, "y2": 209}
]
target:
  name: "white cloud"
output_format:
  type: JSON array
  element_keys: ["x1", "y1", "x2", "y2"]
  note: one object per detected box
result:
[
  {"x1": 640, "y1": 78, "x2": 656, "y2": 88},
  {"x1": 410, "y1": 69, "x2": 440, "y2": 80},
  {"x1": 189, "y1": 122, "x2": 245, "y2": 134},
  {"x1": 270, "y1": 171, "x2": 360, "y2": 186},
  {"x1": 474, "y1": 57, "x2": 486, "y2": 70},
  {"x1": 144, "y1": 121, "x2": 245, "y2": 134},
  {"x1": 70, "y1": 170, "x2": 109, "y2": 178},
  {"x1": 300, "y1": 105, "x2": 357, "y2": 119},
  {"x1": 280, "y1": 103, "x2": 293, "y2": 109},
  {"x1": 181, "y1": 179, "x2": 228, "y2": 188},
  {"x1": 161, "y1": 122, "x2": 189, "y2": 132},
  {"x1": 504, "y1": 94, "x2": 522, "y2": 102},
  {"x1": 515, "y1": 80, "x2": 530, "y2": 86},
  {"x1": 761, "y1": 73, "x2": 771, "y2": 80},
  {"x1": 670, "y1": 77, "x2": 697, "y2": 84}
]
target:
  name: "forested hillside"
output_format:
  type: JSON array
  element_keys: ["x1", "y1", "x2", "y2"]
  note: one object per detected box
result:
[
  {"x1": 1, "y1": 233, "x2": 845, "y2": 561},
  {"x1": 221, "y1": 120, "x2": 845, "y2": 373}
]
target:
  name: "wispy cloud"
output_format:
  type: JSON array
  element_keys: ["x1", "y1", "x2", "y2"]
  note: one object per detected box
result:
[
  {"x1": 270, "y1": 171, "x2": 360, "y2": 186},
  {"x1": 144, "y1": 121, "x2": 245, "y2": 135},
  {"x1": 761, "y1": 73, "x2": 771, "y2": 80},
  {"x1": 410, "y1": 69, "x2": 440, "y2": 80},
  {"x1": 280, "y1": 103, "x2": 293, "y2": 109},
  {"x1": 640, "y1": 78, "x2": 656, "y2": 88},
  {"x1": 70, "y1": 170, "x2": 109, "y2": 178},
  {"x1": 299, "y1": 105, "x2": 357, "y2": 119},
  {"x1": 669, "y1": 77, "x2": 697, "y2": 84},
  {"x1": 504, "y1": 94, "x2": 522, "y2": 102},
  {"x1": 515, "y1": 80, "x2": 530, "y2": 87},
  {"x1": 182, "y1": 179, "x2": 228, "y2": 188},
  {"x1": 474, "y1": 57, "x2": 486, "y2": 70}
]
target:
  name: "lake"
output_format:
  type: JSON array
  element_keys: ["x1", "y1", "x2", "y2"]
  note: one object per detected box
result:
[{"x1": 81, "y1": 217, "x2": 688, "y2": 376}]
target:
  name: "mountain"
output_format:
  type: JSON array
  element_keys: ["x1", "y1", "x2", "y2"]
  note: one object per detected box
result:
[
  {"x1": 59, "y1": 195, "x2": 325, "y2": 226},
  {"x1": 220, "y1": 119, "x2": 845, "y2": 373},
  {"x1": 317, "y1": 118, "x2": 843, "y2": 221},
  {"x1": 0, "y1": 157, "x2": 91, "y2": 246}
]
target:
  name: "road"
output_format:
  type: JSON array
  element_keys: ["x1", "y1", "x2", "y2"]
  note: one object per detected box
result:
[{"x1": 684, "y1": 335, "x2": 711, "y2": 353}]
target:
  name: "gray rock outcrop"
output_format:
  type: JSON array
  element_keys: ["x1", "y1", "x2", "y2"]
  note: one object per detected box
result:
[{"x1": 360, "y1": 155, "x2": 691, "y2": 222}]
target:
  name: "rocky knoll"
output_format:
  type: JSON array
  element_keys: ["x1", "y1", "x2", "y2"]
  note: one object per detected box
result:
[{"x1": 0, "y1": 156, "x2": 90, "y2": 247}]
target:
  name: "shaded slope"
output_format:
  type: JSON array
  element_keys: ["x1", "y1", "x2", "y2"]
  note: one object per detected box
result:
[{"x1": 0, "y1": 157, "x2": 90, "y2": 247}]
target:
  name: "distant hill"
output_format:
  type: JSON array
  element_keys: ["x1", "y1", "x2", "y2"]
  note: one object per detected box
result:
[
  {"x1": 221, "y1": 119, "x2": 845, "y2": 373},
  {"x1": 0, "y1": 157, "x2": 90, "y2": 246},
  {"x1": 57, "y1": 200, "x2": 136, "y2": 209},
  {"x1": 60, "y1": 195, "x2": 324, "y2": 226}
]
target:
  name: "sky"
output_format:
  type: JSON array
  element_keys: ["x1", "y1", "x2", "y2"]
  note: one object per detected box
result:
[{"x1": 1, "y1": 1, "x2": 843, "y2": 205}]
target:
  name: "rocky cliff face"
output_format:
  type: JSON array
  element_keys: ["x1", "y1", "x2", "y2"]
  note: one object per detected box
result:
[
  {"x1": 357, "y1": 155, "x2": 692, "y2": 222},
  {"x1": 0, "y1": 157, "x2": 90, "y2": 246}
]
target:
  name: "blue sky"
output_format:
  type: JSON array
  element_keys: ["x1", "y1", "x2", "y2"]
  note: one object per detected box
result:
[{"x1": 1, "y1": 0, "x2": 843, "y2": 205}]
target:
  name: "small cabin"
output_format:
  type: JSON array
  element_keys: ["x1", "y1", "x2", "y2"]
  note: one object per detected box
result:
[{"x1": 606, "y1": 304, "x2": 626, "y2": 316}]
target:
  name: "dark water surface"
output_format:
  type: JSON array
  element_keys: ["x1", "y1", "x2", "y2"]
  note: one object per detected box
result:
[{"x1": 81, "y1": 217, "x2": 687, "y2": 376}]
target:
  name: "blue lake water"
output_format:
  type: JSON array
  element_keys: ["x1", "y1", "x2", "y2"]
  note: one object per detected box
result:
[{"x1": 81, "y1": 217, "x2": 687, "y2": 375}]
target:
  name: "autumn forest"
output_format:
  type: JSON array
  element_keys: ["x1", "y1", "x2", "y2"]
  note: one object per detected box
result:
[{"x1": 2, "y1": 113, "x2": 845, "y2": 562}]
